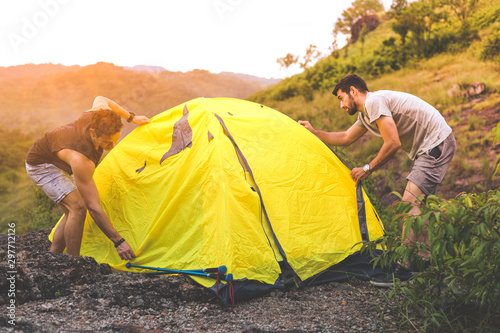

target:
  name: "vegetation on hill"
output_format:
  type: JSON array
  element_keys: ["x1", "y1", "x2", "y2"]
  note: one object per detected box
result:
[
  {"x1": 248, "y1": 0, "x2": 500, "y2": 330},
  {"x1": 252, "y1": 0, "x2": 499, "y2": 104},
  {"x1": 0, "y1": 126, "x2": 61, "y2": 234},
  {"x1": 248, "y1": 0, "x2": 500, "y2": 206}
]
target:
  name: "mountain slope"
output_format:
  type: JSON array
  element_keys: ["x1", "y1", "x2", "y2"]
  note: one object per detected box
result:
[{"x1": 0, "y1": 62, "x2": 280, "y2": 136}]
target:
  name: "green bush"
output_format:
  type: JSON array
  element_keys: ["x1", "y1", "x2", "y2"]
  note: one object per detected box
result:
[
  {"x1": 362, "y1": 189, "x2": 500, "y2": 331},
  {"x1": 0, "y1": 127, "x2": 32, "y2": 173},
  {"x1": 493, "y1": 122, "x2": 500, "y2": 179},
  {"x1": 474, "y1": 3, "x2": 500, "y2": 29},
  {"x1": 20, "y1": 187, "x2": 62, "y2": 233},
  {"x1": 481, "y1": 33, "x2": 500, "y2": 62}
]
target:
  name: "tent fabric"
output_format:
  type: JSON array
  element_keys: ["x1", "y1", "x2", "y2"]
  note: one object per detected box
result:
[{"x1": 49, "y1": 97, "x2": 385, "y2": 298}]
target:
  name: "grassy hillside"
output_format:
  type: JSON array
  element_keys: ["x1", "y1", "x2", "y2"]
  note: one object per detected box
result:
[
  {"x1": 248, "y1": 0, "x2": 500, "y2": 212},
  {"x1": 0, "y1": 62, "x2": 279, "y2": 137}
]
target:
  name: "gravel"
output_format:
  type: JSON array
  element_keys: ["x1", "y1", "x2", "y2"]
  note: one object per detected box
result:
[{"x1": 0, "y1": 229, "x2": 404, "y2": 333}]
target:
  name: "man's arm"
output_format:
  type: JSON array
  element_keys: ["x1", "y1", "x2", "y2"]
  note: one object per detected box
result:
[
  {"x1": 90, "y1": 96, "x2": 150, "y2": 125},
  {"x1": 58, "y1": 149, "x2": 136, "y2": 260},
  {"x1": 350, "y1": 116, "x2": 401, "y2": 185},
  {"x1": 298, "y1": 121, "x2": 367, "y2": 146}
]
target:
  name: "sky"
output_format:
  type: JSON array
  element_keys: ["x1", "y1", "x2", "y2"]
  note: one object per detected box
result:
[{"x1": 0, "y1": 0, "x2": 394, "y2": 79}]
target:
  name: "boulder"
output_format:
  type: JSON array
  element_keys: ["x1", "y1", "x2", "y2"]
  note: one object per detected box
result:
[
  {"x1": 467, "y1": 82, "x2": 486, "y2": 96},
  {"x1": 447, "y1": 82, "x2": 486, "y2": 98}
]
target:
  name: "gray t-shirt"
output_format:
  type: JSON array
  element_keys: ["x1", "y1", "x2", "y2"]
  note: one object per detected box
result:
[{"x1": 355, "y1": 90, "x2": 452, "y2": 160}]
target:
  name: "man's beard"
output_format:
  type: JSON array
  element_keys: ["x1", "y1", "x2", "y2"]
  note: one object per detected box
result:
[{"x1": 347, "y1": 103, "x2": 358, "y2": 115}]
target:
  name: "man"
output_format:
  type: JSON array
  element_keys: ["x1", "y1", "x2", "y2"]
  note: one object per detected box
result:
[
  {"x1": 26, "y1": 96, "x2": 150, "y2": 260},
  {"x1": 299, "y1": 74, "x2": 456, "y2": 263}
]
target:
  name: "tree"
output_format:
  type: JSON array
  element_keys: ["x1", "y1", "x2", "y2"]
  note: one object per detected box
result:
[
  {"x1": 276, "y1": 53, "x2": 299, "y2": 71},
  {"x1": 393, "y1": 1, "x2": 442, "y2": 58},
  {"x1": 437, "y1": 0, "x2": 479, "y2": 42},
  {"x1": 391, "y1": 0, "x2": 409, "y2": 48},
  {"x1": 333, "y1": 0, "x2": 385, "y2": 39},
  {"x1": 350, "y1": 14, "x2": 380, "y2": 43},
  {"x1": 360, "y1": 24, "x2": 367, "y2": 57},
  {"x1": 437, "y1": 0, "x2": 479, "y2": 25},
  {"x1": 299, "y1": 45, "x2": 322, "y2": 69},
  {"x1": 329, "y1": 37, "x2": 340, "y2": 58},
  {"x1": 277, "y1": 46, "x2": 322, "y2": 73},
  {"x1": 392, "y1": 17, "x2": 409, "y2": 45},
  {"x1": 387, "y1": 0, "x2": 408, "y2": 19}
]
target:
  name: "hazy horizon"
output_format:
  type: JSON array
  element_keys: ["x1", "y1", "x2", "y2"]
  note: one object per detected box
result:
[{"x1": 1, "y1": 0, "x2": 395, "y2": 80}]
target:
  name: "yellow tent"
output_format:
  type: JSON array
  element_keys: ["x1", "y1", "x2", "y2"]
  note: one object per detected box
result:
[{"x1": 50, "y1": 97, "x2": 384, "y2": 300}]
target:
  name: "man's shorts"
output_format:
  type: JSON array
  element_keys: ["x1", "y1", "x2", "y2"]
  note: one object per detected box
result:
[
  {"x1": 407, "y1": 133, "x2": 456, "y2": 196},
  {"x1": 25, "y1": 162, "x2": 77, "y2": 204}
]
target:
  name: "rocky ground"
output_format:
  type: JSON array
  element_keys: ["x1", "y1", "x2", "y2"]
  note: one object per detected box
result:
[{"x1": 0, "y1": 229, "x2": 405, "y2": 333}]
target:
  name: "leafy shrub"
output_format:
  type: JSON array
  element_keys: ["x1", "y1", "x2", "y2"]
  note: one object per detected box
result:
[
  {"x1": 493, "y1": 122, "x2": 500, "y2": 179},
  {"x1": 362, "y1": 190, "x2": 500, "y2": 331},
  {"x1": 2, "y1": 170, "x2": 20, "y2": 183},
  {"x1": 481, "y1": 33, "x2": 500, "y2": 62},
  {"x1": 20, "y1": 187, "x2": 62, "y2": 233},
  {"x1": 0, "y1": 127, "x2": 32, "y2": 173},
  {"x1": 474, "y1": 3, "x2": 500, "y2": 29},
  {"x1": 0, "y1": 178, "x2": 9, "y2": 196}
]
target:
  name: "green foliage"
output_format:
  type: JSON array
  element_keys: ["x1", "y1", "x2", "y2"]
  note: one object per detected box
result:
[
  {"x1": 474, "y1": 1, "x2": 500, "y2": 29},
  {"x1": 438, "y1": 0, "x2": 480, "y2": 24},
  {"x1": 480, "y1": 33, "x2": 500, "y2": 62},
  {"x1": 392, "y1": 0, "x2": 465, "y2": 59},
  {"x1": 254, "y1": 0, "x2": 500, "y2": 107},
  {"x1": 253, "y1": 78, "x2": 315, "y2": 102},
  {"x1": 20, "y1": 187, "x2": 62, "y2": 233},
  {"x1": 362, "y1": 189, "x2": 500, "y2": 331},
  {"x1": 0, "y1": 165, "x2": 61, "y2": 234},
  {"x1": 360, "y1": 37, "x2": 409, "y2": 76},
  {"x1": 334, "y1": 0, "x2": 384, "y2": 36},
  {"x1": 492, "y1": 122, "x2": 500, "y2": 179},
  {"x1": 0, "y1": 127, "x2": 32, "y2": 173},
  {"x1": 387, "y1": 0, "x2": 408, "y2": 19}
]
